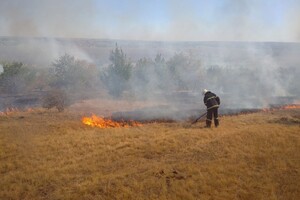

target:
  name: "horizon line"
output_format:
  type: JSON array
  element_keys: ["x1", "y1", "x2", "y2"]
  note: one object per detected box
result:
[{"x1": 0, "y1": 35, "x2": 299, "y2": 44}]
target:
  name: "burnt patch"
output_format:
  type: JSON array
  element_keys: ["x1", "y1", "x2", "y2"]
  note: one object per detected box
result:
[
  {"x1": 111, "y1": 105, "x2": 199, "y2": 122},
  {"x1": 269, "y1": 116, "x2": 300, "y2": 125}
]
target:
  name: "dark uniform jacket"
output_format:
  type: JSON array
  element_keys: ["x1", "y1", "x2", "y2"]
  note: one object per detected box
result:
[{"x1": 203, "y1": 91, "x2": 220, "y2": 110}]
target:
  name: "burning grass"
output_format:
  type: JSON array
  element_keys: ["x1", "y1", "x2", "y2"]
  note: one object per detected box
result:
[
  {"x1": 82, "y1": 114, "x2": 142, "y2": 128},
  {"x1": 0, "y1": 107, "x2": 35, "y2": 116},
  {"x1": 0, "y1": 107, "x2": 299, "y2": 200},
  {"x1": 280, "y1": 104, "x2": 300, "y2": 109}
]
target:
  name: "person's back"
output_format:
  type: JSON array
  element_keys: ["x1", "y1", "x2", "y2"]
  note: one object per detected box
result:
[
  {"x1": 203, "y1": 89, "x2": 220, "y2": 127},
  {"x1": 203, "y1": 91, "x2": 219, "y2": 110}
]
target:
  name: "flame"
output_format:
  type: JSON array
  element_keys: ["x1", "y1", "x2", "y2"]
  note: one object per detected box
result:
[
  {"x1": 0, "y1": 107, "x2": 19, "y2": 116},
  {"x1": 261, "y1": 104, "x2": 300, "y2": 113},
  {"x1": 82, "y1": 114, "x2": 142, "y2": 128},
  {"x1": 281, "y1": 104, "x2": 300, "y2": 109},
  {"x1": 0, "y1": 107, "x2": 36, "y2": 116}
]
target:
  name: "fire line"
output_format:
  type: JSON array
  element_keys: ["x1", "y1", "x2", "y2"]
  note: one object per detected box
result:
[{"x1": 82, "y1": 114, "x2": 142, "y2": 128}]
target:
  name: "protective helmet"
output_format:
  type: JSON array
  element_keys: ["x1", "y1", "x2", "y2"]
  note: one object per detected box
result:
[{"x1": 202, "y1": 89, "x2": 208, "y2": 95}]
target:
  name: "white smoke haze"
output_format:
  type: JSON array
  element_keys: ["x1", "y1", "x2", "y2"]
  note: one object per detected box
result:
[
  {"x1": 0, "y1": 37, "x2": 94, "y2": 67},
  {"x1": 0, "y1": 0, "x2": 300, "y2": 119},
  {"x1": 0, "y1": 38, "x2": 300, "y2": 118},
  {"x1": 0, "y1": 0, "x2": 300, "y2": 42},
  {"x1": 0, "y1": 0, "x2": 97, "y2": 38}
]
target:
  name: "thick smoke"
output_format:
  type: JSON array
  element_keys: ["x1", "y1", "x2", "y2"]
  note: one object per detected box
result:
[
  {"x1": 127, "y1": 43, "x2": 300, "y2": 112},
  {"x1": 102, "y1": 41, "x2": 300, "y2": 121},
  {"x1": 0, "y1": 38, "x2": 93, "y2": 67},
  {"x1": 0, "y1": 1, "x2": 300, "y2": 119},
  {"x1": 0, "y1": 38, "x2": 300, "y2": 119}
]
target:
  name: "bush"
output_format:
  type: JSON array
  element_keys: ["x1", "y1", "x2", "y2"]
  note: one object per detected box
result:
[
  {"x1": 42, "y1": 89, "x2": 67, "y2": 112},
  {"x1": 0, "y1": 62, "x2": 33, "y2": 93},
  {"x1": 49, "y1": 54, "x2": 100, "y2": 103}
]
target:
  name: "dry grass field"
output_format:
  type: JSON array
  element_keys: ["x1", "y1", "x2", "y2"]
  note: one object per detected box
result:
[{"x1": 0, "y1": 106, "x2": 299, "y2": 200}]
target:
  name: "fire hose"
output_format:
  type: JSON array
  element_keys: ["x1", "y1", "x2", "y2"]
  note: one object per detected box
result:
[{"x1": 191, "y1": 112, "x2": 207, "y2": 124}]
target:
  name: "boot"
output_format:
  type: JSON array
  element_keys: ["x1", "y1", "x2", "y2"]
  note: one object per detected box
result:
[
  {"x1": 214, "y1": 118, "x2": 219, "y2": 127},
  {"x1": 205, "y1": 120, "x2": 212, "y2": 128}
]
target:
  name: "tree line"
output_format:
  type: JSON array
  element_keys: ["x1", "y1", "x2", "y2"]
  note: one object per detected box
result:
[
  {"x1": 0, "y1": 44, "x2": 203, "y2": 99},
  {"x1": 1, "y1": 44, "x2": 299, "y2": 109}
]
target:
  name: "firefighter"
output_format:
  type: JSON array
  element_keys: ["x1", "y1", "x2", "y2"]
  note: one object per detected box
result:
[{"x1": 203, "y1": 89, "x2": 220, "y2": 127}]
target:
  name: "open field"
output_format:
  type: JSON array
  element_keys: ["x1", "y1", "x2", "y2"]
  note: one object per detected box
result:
[{"x1": 0, "y1": 107, "x2": 299, "y2": 200}]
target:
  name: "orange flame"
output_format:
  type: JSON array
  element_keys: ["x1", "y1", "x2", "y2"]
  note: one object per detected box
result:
[
  {"x1": 0, "y1": 107, "x2": 36, "y2": 116},
  {"x1": 0, "y1": 107, "x2": 20, "y2": 116},
  {"x1": 261, "y1": 104, "x2": 300, "y2": 112},
  {"x1": 82, "y1": 114, "x2": 142, "y2": 128},
  {"x1": 281, "y1": 104, "x2": 300, "y2": 109}
]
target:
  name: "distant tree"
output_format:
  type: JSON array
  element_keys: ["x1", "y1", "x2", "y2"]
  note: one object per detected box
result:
[
  {"x1": 51, "y1": 53, "x2": 76, "y2": 88},
  {"x1": 51, "y1": 53, "x2": 98, "y2": 91},
  {"x1": 101, "y1": 44, "x2": 132, "y2": 98},
  {"x1": 154, "y1": 53, "x2": 167, "y2": 74},
  {"x1": 134, "y1": 58, "x2": 152, "y2": 84},
  {"x1": 48, "y1": 54, "x2": 100, "y2": 109},
  {"x1": 153, "y1": 53, "x2": 174, "y2": 91},
  {"x1": 1, "y1": 62, "x2": 23, "y2": 76},
  {"x1": 108, "y1": 44, "x2": 132, "y2": 81},
  {"x1": 154, "y1": 53, "x2": 165, "y2": 64},
  {"x1": 130, "y1": 57, "x2": 154, "y2": 97},
  {"x1": 166, "y1": 52, "x2": 203, "y2": 91},
  {"x1": 167, "y1": 53, "x2": 188, "y2": 90},
  {"x1": 0, "y1": 62, "x2": 34, "y2": 93}
]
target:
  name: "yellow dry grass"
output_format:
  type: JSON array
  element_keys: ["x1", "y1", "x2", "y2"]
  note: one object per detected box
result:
[{"x1": 0, "y1": 108, "x2": 299, "y2": 200}]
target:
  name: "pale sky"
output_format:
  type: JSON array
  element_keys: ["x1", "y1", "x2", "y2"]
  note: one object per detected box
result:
[{"x1": 0, "y1": 0, "x2": 299, "y2": 42}]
